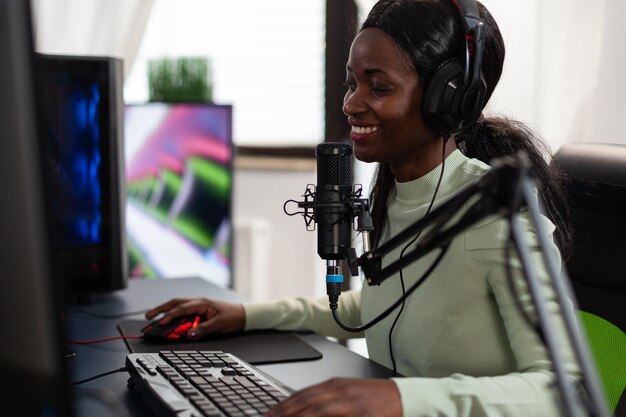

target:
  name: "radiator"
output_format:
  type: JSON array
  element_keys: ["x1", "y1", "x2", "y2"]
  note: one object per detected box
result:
[{"x1": 233, "y1": 217, "x2": 272, "y2": 302}]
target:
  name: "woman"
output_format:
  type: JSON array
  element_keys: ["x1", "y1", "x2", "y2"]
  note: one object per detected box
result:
[{"x1": 146, "y1": 1, "x2": 577, "y2": 415}]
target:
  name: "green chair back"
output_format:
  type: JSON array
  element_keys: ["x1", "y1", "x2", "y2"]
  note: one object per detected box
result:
[{"x1": 579, "y1": 311, "x2": 626, "y2": 414}]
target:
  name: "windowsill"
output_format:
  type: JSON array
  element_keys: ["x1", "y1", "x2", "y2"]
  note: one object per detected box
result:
[{"x1": 235, "y1": 145, "x2": 315, "y2": 171}]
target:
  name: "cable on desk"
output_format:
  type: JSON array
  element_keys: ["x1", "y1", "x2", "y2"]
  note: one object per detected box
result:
[
  {"x1": 67, "y1": 335, "x2": 143, "y2": 344},
  {"x1": 69, "y1": 307, "x2": 151, "y2": 319},
  {"x1": 72, "y1": 366, "x2": 130, "y2": 385}
]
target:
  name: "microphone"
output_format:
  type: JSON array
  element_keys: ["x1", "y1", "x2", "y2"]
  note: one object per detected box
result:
[
  {"x1": 315, "y1": 142, "x2": 353, "y2": 310},
  {"x1": 314, "y1": 142, "x2": 353, "y2": 261},
  {"x1": 283, "y1": 142, "x2": 373, "y2": 311}
]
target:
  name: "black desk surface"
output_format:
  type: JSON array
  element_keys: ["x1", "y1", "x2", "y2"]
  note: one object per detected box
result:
[{"x1": 66, "y1": 277, "x2": 394, "y2": 417}]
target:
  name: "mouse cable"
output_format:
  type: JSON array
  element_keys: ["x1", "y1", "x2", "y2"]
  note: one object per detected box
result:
[
  {"x1": 72, "y1": 366, "x2": 131, "y2": 385},
  {"x1": 67, "y1": 335, "x2": 143, "y2": 344}
]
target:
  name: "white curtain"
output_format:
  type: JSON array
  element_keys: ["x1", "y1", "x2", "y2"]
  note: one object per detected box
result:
[
  {"x1": 534, "y1": 0, "x2": 626, "y2": 148},
  {"x1": 553, "y1": 0, "x2": 626, "y2": 146},
  {"x1": 31, "y1": 0, "x2": 155, "y2": 78}
]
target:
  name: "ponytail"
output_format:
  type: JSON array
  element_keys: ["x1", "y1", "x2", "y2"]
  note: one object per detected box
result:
[
  {"x1": 457, "y1": 117, "x2": 572, "y2": 260},
  {"x1": 369, "y1": 117, "x2": 573, "y2": 261}
]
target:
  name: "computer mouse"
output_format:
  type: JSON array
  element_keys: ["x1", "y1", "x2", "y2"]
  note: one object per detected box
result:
[{"x1": 141, "y1": 314, "x2": 205, "y2": 341}]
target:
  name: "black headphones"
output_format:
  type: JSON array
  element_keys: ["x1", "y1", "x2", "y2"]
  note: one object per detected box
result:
[{"x1": 421, "y1": 0, "x2": 487, "y2": 134}]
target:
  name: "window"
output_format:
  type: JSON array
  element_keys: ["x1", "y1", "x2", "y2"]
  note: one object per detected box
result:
[{"x1": 124, "y1": 0, "x2": 326, "y2": 146}]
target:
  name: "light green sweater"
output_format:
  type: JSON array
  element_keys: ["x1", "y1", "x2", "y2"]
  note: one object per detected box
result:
[{"x1": 244, "y1": 150, "x2": 578, "y2": 417}]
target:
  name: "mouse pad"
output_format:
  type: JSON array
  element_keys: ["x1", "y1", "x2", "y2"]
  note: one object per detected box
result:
[{"x1": 117, "y1": 320, "x2": 323, "y2": 365}]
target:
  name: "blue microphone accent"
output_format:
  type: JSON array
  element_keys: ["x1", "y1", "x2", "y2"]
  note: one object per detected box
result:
[{"x1": 326, "y1": 274, "x2": 344, "y2": 283}]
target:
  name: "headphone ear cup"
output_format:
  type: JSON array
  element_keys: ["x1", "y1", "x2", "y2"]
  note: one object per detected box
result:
[
  {"x1": 421, "y1": 59, "x2": 487, "y2": 134},
  {"x1": 422, "y1": 59, "x2": 465, "y2": 133},
  {"x1": 459, "y1": 73, "x2": 487, "y2": 126}
]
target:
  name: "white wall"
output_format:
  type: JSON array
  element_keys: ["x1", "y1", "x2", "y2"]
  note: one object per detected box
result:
[{"x1": 232, "y1": 160, "x2": 326, "y2": 302}]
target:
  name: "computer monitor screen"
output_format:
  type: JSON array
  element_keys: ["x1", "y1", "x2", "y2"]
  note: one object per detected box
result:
[
  {"x1": 0, "y1": 0, "x2": 72, "y2": 415},
  {"x1": 124, "y1": 103, "x2": 233, "y2": 287}
]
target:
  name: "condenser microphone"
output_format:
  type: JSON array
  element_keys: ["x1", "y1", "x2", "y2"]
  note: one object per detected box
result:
[
  {"x1": 283, "y1": 141, "x2": 372, "y2": 311},
  {"x1": 315, "y1": 142, "x2": 353, "y2": 260}
]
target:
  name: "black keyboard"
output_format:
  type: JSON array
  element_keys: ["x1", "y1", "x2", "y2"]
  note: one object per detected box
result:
[{"x1": 126, "y1": 351, "x2": 293, "y2": 417}]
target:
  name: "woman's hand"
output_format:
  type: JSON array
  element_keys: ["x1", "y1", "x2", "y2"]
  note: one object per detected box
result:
[
  {"x1": 265, "y1": 378, "x2": 402, "y2": 417},
  {"x1": 144, "y1": 297, "x2": 245, "y2": 340}
]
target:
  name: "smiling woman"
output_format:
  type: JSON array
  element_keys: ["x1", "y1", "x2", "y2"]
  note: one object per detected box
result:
[{"x1": 141, "y1": 1, "x2": 584, "y2": 416}]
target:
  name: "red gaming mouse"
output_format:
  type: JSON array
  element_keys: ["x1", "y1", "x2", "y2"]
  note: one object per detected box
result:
[{"x1": 141, "y1": 314, "x2": 205, "y2": 341}]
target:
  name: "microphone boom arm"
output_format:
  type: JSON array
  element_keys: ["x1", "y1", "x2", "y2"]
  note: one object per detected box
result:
[{"x1": 358, "y1": 155, "x2": 524, "y2": 285}]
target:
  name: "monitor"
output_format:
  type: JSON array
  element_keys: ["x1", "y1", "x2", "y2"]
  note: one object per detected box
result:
[
  {"x1": 0, "y1": 0, "x2": 72, "y2": 415},
  {"x1": 35, "y1": 53, "x2": 128, "y2": 297},
  {"x1": 124, "y1": 102, "x2": 233, "y2": 287}
]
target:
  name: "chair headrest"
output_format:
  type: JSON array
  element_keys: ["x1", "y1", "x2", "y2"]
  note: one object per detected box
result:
[
  {"x1": 552, "y1": 143, "x2": 626, "y2": 291},
  {"x1": 554, "y1": 143, "x2": 626, "y2": 186}
]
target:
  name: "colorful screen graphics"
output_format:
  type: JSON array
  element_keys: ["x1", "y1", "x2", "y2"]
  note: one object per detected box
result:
[{"x1": 124, "y1": 103, "x2": 233, "y2": 287}]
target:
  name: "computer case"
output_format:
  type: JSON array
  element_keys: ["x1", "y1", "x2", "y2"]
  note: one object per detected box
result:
[{"x1": 35, "y1": 53, "x2": 128, "y2": 296}]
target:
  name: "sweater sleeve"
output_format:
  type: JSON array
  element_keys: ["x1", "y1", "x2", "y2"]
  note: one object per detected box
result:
[
  {"x1": 243, "y1": 289, "x2": 364, "y2": 339},
  {"x1": 393, "y1": 213, "x2": 580, "y2": 417},
  {"x1": 393, "y1": 371, "x2": 563, "y2": 417}
]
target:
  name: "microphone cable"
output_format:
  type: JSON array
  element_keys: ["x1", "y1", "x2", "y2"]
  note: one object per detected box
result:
[
  {"x1": 330, "y1": 244, "x2": 450, "y2": 334},
  {"x1": 329, "y1": 138, "x2": 451, "y2": 345},
  {"x1": 388, "y1": 136, "x2": 449, "y2": 375}
]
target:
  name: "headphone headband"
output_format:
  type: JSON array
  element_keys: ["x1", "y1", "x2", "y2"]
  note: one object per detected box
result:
[
  {"x1": 452, "y1": 0, "x2": 485, "y2": 87},
  {"x1": 421, "y1": 0, "x2": 487, "y2": 134}
]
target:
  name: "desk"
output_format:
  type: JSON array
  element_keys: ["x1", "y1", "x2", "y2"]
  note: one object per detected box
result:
[{"x1": 66, "y1": 277, "x2": 394, "y2": 417}]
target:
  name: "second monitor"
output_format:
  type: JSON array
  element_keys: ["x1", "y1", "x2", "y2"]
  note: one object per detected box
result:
[{"x1": 124, "y1": 102, "x2": 233, "y2": 287}]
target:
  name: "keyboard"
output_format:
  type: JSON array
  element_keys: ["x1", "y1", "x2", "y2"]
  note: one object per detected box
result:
[{"x1": 126, "y1": 351, "x2": 293, "y2": 417}]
